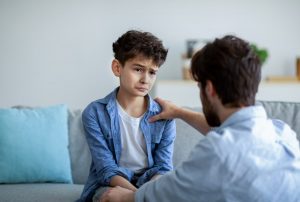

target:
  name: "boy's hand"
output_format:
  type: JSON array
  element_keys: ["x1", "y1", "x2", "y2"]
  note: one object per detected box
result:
[
  {"x1": 149, "y1": 97, "x2": 181, "y2": 122},
  {"x1": 100, "y1": 186, "x2": 135, "y2": 202}
]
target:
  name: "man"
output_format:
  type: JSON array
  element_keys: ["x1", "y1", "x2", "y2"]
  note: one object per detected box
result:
[{"x1": 100, "y1": 35, "x2": 300, "y2": 202}]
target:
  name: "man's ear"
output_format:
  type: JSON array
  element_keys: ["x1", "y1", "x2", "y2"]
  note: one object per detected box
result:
[
  {"x1": 205, "y1": 80, "x2": 217, "y2": 98},
  {"x1": 111, "y1": 59, "x2": 122, "y2": 77}
]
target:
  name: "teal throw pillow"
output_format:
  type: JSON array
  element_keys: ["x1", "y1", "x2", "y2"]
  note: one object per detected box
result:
[{"x1": 0, "y1": 105, "x2": 72, "y2": 183}]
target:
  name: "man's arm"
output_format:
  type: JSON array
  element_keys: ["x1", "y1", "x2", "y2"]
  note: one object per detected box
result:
[
  {"x1": 149, "y1": 97, "x2": 210, "y2": 135},
  {"x1": 110, "y1": 176, "x2": 137, "y2": 192},
  {"x1": 100, "y1": 186, "x2": 135, "y2": 202}
]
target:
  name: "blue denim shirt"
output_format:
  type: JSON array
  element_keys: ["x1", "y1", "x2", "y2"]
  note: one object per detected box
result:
[{"x1": 79, "y1": 88, "x2": 176, "y2": 201}]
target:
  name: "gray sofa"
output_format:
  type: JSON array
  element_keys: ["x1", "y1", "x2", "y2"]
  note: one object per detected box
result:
[{"x1": 0, "y1": 101, "x2": 299, "y2": 202}]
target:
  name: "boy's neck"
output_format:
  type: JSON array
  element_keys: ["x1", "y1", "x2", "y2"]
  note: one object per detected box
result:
[{"x1": 116, "y1": 90, "x2": 148, "y2": 118}]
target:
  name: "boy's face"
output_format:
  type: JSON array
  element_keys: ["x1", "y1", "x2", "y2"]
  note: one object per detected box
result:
[{"x1": 112, "y1": 55, "x2": 159, "y2": 97}]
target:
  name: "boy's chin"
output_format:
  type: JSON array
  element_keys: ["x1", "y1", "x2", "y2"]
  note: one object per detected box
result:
[
  {"x1": 134, "y1": 89, "x2": 149, "y2": 96},
  {"x1": 137, "y1": 92, "x2": 148, "y2": 97}
]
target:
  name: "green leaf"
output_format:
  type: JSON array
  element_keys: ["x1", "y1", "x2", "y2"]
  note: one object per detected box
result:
[{"x1": 250, "y1": 44, "x2": 268, "y2": 64}]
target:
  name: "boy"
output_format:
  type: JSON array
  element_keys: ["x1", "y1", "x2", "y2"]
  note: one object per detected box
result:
[{"x1": 78, "y1": 30, "x2": 176, "y2": 202}]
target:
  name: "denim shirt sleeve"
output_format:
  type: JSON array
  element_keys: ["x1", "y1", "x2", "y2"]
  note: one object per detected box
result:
[
  {"x1": 137, "y1": 119, "x2": 176, "y2": 186},
  {"x1": 82, "y1": 106, "x2": 133, "y2": 186}
]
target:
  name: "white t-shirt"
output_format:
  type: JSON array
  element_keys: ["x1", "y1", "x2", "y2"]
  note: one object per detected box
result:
[{"x1": 117, "y1": 101, "x2": 148, "y2": 173}]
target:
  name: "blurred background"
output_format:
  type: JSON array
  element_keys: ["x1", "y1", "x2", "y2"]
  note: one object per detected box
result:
[{"x1": 1, "y1": 0, "x2": 300, "y2": 109}]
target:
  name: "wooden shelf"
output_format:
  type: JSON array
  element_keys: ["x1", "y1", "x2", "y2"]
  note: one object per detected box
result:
[{"x1": 265, "y1": 76, "x2": 300, "y2": 83}]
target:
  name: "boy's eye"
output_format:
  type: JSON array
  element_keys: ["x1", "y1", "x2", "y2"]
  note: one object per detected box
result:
[
  {"x1": 150, "y1": 71, "x2": 157, "y2": 75},
  {"x1": 135, "y1": 68, "x2": 143, "y2": 72}
]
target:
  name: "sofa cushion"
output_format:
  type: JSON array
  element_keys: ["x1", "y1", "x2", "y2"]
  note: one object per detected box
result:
[
  {"x1": 0, "y1": 183, "x2": 83, "y2": 202},
  {"x1": 0, "y1": 105, "x2": 72, "y2": 183}
]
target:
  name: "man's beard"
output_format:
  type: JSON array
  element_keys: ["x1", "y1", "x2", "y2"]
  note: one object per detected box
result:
[{"x1": 201, "y1": 92, "x2": 221, "y2": 127}]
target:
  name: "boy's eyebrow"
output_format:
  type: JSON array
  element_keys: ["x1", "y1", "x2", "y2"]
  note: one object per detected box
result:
[
  {"x1": 133, "y1": 63, "x2": 146, "y2": 67},
  {"x1": 133, "y1": 63, "x2": 159, "y2": 71}
]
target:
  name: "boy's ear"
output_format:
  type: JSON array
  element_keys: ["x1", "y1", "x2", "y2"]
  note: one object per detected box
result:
[{"x1": 111, "y1": 59, "x2": 122, "y2": 77}]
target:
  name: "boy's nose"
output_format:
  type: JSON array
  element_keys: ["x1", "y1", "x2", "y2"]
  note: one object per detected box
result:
[{"x1": 140, "y1": 73, "x2": 149, "y2": 84}]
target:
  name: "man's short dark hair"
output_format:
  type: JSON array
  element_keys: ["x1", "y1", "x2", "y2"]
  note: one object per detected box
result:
[
  {"x1": 112, "y1": 30, "x2": 168, "y2": 67},
  {"x1": 191, "y1": 35, "x2": 261, "y2": 107}
]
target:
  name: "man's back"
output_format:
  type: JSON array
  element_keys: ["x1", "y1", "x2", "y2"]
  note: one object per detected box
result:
[
  {"x1": 136, "y1": 106, "x2": 300, "y2": 202},
  {"x1": 209, "y1": 106, "x2": 300, "y2": 201}
]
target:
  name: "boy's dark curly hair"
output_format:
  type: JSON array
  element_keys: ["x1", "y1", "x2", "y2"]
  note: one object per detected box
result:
[{"x1": 112, "y1": 30, "x2": 168, "y2": 67}]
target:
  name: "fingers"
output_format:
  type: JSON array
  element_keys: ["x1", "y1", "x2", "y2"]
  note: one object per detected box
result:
[
  {"x1": 148, "y1": 114, "x2": 161, "y2": 123},
  {"x1": 154, "y1": 97, "x2": 165, "y2": 106},
  {"x1": 154, "y1": 97, "x2": 162, "y2": 103}
]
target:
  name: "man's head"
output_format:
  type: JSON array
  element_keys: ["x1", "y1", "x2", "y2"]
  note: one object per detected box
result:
[
  {"x1": 191, "y1": 35, "x2": 261, "y2": 126},
  {"x1": 112, "y1": 30, "x2": 168, "y2": 67},
  {"x1": 191, "y1": 35, "x2": 261, "y2": 108}
]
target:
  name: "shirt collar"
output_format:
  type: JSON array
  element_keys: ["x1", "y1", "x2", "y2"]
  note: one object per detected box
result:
[
  {"x1": 98, "y1": 87, "x2": 161, "y2": 113},
  {"x1": 218, "y1": 105, "x2": 267, "y2": 130}
]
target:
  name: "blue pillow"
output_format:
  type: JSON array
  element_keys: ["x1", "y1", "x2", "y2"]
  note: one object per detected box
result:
[{"x1": 0, "y1": 105, "x2": 72, "y2": 183}]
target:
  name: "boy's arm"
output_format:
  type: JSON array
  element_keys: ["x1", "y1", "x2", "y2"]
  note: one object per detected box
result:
[
  {"x1": 82, "y1": 106, "x2": 134, "y2": 187},
  {"x1": 149, "y1": 97, "x2": 210, "y2": 135},
  {"x1": 150, "y1": 119, "x2": 176, "y2": 176}
]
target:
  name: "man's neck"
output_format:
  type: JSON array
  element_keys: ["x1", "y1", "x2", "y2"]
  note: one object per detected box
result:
[
  {"x1": 117, "y1": 90, "x2": 147, "y2": 118},
  {"x1": 218, "y1": 105, "x2": 244, "y2": 124}
]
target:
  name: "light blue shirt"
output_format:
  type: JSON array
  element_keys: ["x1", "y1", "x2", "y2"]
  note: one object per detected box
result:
[
  {"x1": 79, "y1": 88, "x2": 176, "y2": 201},
  {"x1": 136, "y1": 106, "x2": 300, "y2": 202}
]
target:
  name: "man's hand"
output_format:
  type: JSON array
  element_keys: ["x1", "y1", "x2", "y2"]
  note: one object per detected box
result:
[
  {"x1": 149, "y1": 97, "x2": 181, "y2": 122},
  {"x1": 100, "y1": 186, "x2": 135, "y2": 202}
]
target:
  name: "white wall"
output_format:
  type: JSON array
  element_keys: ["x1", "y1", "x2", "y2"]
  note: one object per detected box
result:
[{"x1": 1, "y1": 0, "x2": 300, "y2": 109}]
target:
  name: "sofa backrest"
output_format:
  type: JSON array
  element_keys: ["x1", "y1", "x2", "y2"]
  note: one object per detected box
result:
[
  {"x1": 68, "y1": 101, "x2": 300, "y2": 184},
  {"x1": 173, "y1": 110, "x2": 204, "y2": 168},
  {"x1": 68, "y1": 109, "x2": 91, "y2": 184},
  {"x1": 257, "y1": 101, "x2": 300, "y2": 143}
]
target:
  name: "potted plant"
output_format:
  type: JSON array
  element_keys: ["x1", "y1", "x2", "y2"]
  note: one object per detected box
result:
[{"x1": 251, "y1": 44, "x2": 268, "y2": 64}]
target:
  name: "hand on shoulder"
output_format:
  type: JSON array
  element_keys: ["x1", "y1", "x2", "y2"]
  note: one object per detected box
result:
[{"x1": 149, "y1": 97, "x2": 181, "y2": 122}]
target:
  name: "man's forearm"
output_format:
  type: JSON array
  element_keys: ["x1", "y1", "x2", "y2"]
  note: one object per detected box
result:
[
  {"x1": 110, "y1": 175, "x2": 137, "y2": 192},
  {"x1": 100, "y1": 186, "x2": 135, "y2": 202},
  {"x1": 176, "y1": 107, "x2": 210, "y2": 135},
  {"x1": 149, "y1": 97, "x2": 210, "y2": 135}
]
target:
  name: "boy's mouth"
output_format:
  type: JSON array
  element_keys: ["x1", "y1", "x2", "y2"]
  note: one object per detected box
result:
[{"x1": 136, "y1": 87, "x2": 148, "y2": 92}]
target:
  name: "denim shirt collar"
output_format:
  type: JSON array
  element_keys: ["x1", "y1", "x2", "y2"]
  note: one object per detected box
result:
[{"x1": 98, "y1": 87, "x2": 161, "y2": 114}]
